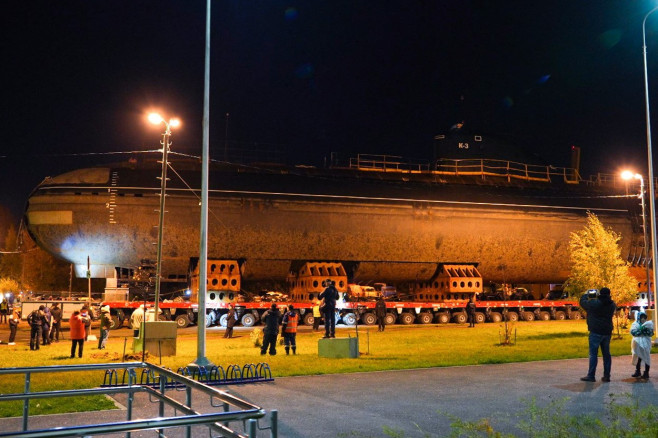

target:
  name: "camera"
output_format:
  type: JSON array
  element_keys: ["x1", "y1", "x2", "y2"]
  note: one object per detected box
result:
[{"x1": 586, "y1": 289, "x2": 599, "y2": 299}]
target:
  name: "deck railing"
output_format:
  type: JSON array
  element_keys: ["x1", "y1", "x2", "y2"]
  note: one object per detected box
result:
[{"x1": 342, "y1": 154, "x2": 582, "y2": 184}]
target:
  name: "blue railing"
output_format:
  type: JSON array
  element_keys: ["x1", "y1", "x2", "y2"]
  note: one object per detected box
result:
[{"x1": 0, "y1": 362, "x2": 277, "y2": 438}]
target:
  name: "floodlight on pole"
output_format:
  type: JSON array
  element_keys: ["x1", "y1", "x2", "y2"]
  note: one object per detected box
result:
[
  {"x1": 641, "y1": 6, "x2": 658, "y2": 344},
  {"x1": 148, "y1": 112, "x2": 179, "y2": 320},
  {"x1": 621, "y1": 170, "x2": 652, "y2": 310}
]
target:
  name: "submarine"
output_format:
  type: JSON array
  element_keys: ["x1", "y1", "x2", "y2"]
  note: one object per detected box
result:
[{"x1": 23, "y1": 130, "x2": 639, "y2": 290}]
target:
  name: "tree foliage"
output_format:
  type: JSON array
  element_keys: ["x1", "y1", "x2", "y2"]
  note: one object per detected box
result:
[
  {"x1": 0, "y1": 224, "x2": 21, "y2": 281},
  {"x1": 0, "y1": 223, "x2": 75, "y2": 292},
  {"x1": 0, "y1": 277, "x2": 20, "y2": 293},
  {"x1": 566, "y1": 212, "x2": 637, "y2": 305}
]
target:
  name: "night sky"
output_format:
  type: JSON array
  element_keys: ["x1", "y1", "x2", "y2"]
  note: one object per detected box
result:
[{"x1": 3, "y1": 0, "x2": 658, "y2": 224}]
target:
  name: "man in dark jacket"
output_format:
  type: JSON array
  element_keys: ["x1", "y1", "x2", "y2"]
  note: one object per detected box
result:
[
  {"x1": 319, "y1": 280, "x2": 339, "y2": 338},
  {"x1": 224, "y1": 304, "x2": 237, "y2": 339},
  {"x1": 49, "y1": 303, "x2": 62, "y2": 342},
  {"x1": 580, "y1": 287, "x2": 616, "y2": 382},
  {"x1": 41, "y1": 306, "x2": 52, "y2": 345},
  {"x1": 260, "y1": 303, "x2": 281, "y2": 356},
  {"x1": 466, "y1": 297, "x2": 477, "y2": 327},
  {"x1": 375, "y1": 296, "x2": 387, "y2": 332},
  {"x1": 28, "y1": 305, "x2": 46, "y2": 350}
]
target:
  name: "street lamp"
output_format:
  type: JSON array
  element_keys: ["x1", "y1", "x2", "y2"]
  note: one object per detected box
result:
[
  {"x1": 621, "y1": 171, "x2": 652, "y2": 306},
  {"x1": 188, "y1": 0, "x2": 214, "y2": 370},
  {"x1": 148, "y1": 112, "x2": 180, "y2": 319},
  {"x1": 642, "y1": 6, "x2": 658, "y2": 344}
]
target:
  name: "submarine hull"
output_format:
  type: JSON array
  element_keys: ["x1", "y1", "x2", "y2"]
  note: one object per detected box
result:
[{"x1": 24, "y1": 159, "x2": 634, "y2": 284}]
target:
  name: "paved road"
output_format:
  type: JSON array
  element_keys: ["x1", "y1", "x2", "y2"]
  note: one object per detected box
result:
[{"x1": 1, "y1": 354, "x2": 656, "y2": 437}]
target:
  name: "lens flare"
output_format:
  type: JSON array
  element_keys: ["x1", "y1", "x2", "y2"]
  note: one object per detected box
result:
[
  {"x1": 598, "y1": 29, "x2": 622, "y2": 49},
  {"x1": 295, "y1": 63, "x2": 314, "y2": 79},
  {"x1": 537, "y1": 74, "x2": 551, "y2": 84},
  {"x1": 284, "y1": 7, "x2": 298, "y2": 21}
]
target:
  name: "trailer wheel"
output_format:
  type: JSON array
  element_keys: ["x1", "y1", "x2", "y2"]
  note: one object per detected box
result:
[
  {"x1": 205, "y1": 311, "x2": 216, "y2": 327},
  {"x1": 384, "y1": 313, "x2": 397, "y2": 325},
  {"x1": 489, "y1": 312, "x2": 502, "y2": 323},
  {"x1": 435, "y1": 312, "x2": 450, "y2": 324},
  {"x1": 303, "y1": 313, "x2": 315, "y2": 326},
  {"x1": 554, "y1": 310, "x2": 566, "y2": 320},
  {"x1": 175, "y1": 314, "x2": 191, "y2": 328},
  {"x1": 474, "y1": 312, "x2": 486, "y2": 324},
  {"x1": 342, "y1": 313, "x2": 357, "y2": 326},
  {"x1": 416, "y1": 312, "x2": 433, "y2": 324},
  {"x1": 453, "y1": 312, "x2": 468, "y2": 324},
  {"x1": 569, "y1": 311, "x2": 582, "y2": 320},
  {"x1": 505, "y1": 311, "x2": 519, "y2": 322},
  {"x1": 219, "y1": 313, "x2": 229, "y2": 327},
  {"x1": 361, "y1": 312, "x2": 377, "y2": 325},
  {"x1": 398, "y1": 313, "x2": 415, "y2": 325},
  {"x1": 538, "y1": 311, "x2": 551, "y2": 321},
  {"x1": 522, "y1": 311, "x2": 535, "y2": 322},
  {"x1": 109, "y1": 314, "x2": 123, "y2": 330}
]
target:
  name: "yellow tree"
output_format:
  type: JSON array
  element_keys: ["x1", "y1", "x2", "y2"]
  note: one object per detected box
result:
[
  {"x1": 566, "y1": 212, "x2": 637, "y2": 305},
  {"x1": 0, "y1": 277, "x2": 20, "y2": 294}
]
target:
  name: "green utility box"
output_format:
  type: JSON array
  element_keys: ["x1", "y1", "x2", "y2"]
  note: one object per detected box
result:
[
  {"x1": 133, "y1": 321, "x2": 178, "y2": 356},
  {"x1": 318, "y1": 337, "x2": 359, "y2": 358}
]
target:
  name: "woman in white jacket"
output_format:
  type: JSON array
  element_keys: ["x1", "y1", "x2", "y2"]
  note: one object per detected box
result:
[{"x1": 631, "y1": 309, "x2": 654, "y2": 379}]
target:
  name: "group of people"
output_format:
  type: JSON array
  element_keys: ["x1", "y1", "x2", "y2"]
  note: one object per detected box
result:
[
  {"x1": 27, "y1": 303, "x2": 92, "y2": 357},
  {"x1": 5, "y1": 302, "x2": 105, "y2": 358},
  {"x1": 252, "y1": 279, "x2": 343, "y2": 355},
  {"x1": 25, "y1": 303, "x2": 65, "y2": 349},
  {"x1": 257, "y1": 303, "x2": 299, "y2": 356},
  {"x1": 580, "y1": 286, "x2": 653, "y2": 382}
]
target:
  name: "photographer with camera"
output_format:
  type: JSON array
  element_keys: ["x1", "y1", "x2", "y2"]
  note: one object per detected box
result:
[{"x1": 579, "y1": 287, "x2": 616, "y2": 382}]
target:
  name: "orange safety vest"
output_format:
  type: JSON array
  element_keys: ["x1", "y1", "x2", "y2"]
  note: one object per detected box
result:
[{"x1": 284, "y1": 312, "x2": 298, "y2": 333}]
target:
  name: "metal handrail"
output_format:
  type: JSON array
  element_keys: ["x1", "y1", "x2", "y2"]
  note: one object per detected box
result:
[
  {"x1": 342, "y1": 154, "x2": 585, "y2": 183},
  {"x1": 0, "y1": 362, "x2": 277, "y2": 438}
]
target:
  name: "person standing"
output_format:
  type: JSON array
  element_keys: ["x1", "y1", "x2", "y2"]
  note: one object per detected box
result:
[
  {"x1": 80, "y1": 305, "x2": 91, "y2": 341},
  {"x1": 98, "y1": 305, "x2": 111, "y2": 349},
  {"x1": 312, "y1": 300, "x2": 322, "y2": 331},
  {"x1": 8, "y1": 305, "x2": 20, "y2": 345},
  {"x1": 375, "y1": 296, "x2": 387, "y2": 332},
  {"x1": 319, "y1": 279, "x2": 339, "y2": 338},
  {"x1": 631, "y1": 309, "x2": 654, "y2": 379},
  {"x1": 260, "y1": 303, "x2": 280, "y2": 356},
  {"x1": 130, "y1": 305, "x2": 145, "y2": 337},
  {"x1": 0, "y1": 298, "x2": 8, "y2": 324},
  {"x1": 580, "y1": 287, "x2": 616, "y2": 382},
  {"x1": 49, "y1": 303, "x2": 62, "y2": 342},
  {"x1": 28, "y1": 305, "x2": 45, "y2": 350},
  {"x1": 281, "y1": 304, "x2": 298, "y2": 355},
  {"x1": 69, "y1": 310, "x2": 86, "y2": 358},
  {"x1": 41, "y1": 305, "x2": 52, "y2": 345},
  {"x1": 224, "y1": 304, "x2": 237, "y2": 339},
  {"x1": 467, "y1": 297, "x2": 477, "y2": 328}
]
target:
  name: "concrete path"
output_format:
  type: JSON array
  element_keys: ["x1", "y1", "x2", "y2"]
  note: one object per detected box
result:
[{"x1": 1, "y1": 354, "x2": 657, "y2": 437}]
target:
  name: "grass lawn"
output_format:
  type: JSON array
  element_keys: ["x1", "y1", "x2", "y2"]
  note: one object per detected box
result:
[{"x1": 0, "y1": 320, "x2": 645, "y2": 417}]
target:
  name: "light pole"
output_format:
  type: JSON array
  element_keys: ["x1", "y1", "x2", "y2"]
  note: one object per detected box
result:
[
  {"x1": 642, "y1": 6, "x2": 658, "y2": 344},
  {"x1": 148, "y1": 112, "x2": 180, "y2": 319},
  {"x1": 188, "y1": 0, "x2": 214, "y2": 369},
  {"x1": 622, "y1": 171, "x2": 651, "y2": 307}
]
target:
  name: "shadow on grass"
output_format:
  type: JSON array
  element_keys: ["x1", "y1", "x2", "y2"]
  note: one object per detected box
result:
[
  {"x1": 53, "y1": 355, "x2": 76, "y2": 360},
  {"x1": 525, "y1": 331, "x2": 586, "y2": 340},
  {"x1": 479, "y1": 358, "x2": 511, "y2": 365}
]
